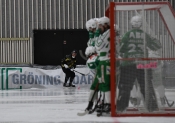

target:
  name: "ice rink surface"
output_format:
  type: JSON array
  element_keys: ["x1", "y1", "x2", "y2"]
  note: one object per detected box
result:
[{"x1": 0, "y1": 87, "x2": 175, "y2": 123}]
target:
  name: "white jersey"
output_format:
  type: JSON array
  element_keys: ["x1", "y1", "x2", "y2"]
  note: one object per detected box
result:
[{"x1": 95, "y1": 29, "x2": 110, "y2": 61}]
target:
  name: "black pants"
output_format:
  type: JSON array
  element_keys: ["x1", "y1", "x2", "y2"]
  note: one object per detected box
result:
[
  {"x1": 62, "y1": 68, "x2": 75, "y2": 84},
  {"x1": 117, "y1": 64, "x2": 155, "y2": 111},
  {"x1": 118, "y1": 64, "x2": 148, "y2": 98}
]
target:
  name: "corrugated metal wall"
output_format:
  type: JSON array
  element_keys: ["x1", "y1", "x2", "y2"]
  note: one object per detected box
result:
[
  {"x1": 0, "y1": 0, "x2": 173, "y2": 64},
  {"x1": 0, "y1": 0, "x2": 173, "y2": 38}
]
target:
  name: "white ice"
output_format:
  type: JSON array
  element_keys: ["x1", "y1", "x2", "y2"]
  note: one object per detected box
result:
[{"x1": 0, "y1": 87, "x2": 175, "y2": 123}]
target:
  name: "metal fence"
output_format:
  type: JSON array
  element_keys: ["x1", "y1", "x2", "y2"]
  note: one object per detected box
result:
[{"x1": 0, "y1": 38, "x2": 32, "y2": 64}]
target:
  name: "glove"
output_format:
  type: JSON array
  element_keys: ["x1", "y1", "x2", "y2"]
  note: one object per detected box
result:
[
  {"x1": 70, "y1": 69, "x2": 74, "y2": 71},
  {"x1": 70, "y1": 67, "x2": 74, "y2": 71},
  {"x1": 64, "y1": 64, "x2": 69, "y2": 68}
]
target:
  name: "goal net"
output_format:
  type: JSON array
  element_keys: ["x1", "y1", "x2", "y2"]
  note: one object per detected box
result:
[{"x1": 106, "y1": 2, "x2": 175, "y2": 117}]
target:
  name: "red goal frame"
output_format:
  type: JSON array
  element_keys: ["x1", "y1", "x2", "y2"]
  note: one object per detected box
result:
[{"x1": 106, "y1": 1, "x2": 175, "y2": 117}]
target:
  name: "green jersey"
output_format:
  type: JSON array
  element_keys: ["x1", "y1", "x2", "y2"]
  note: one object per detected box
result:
[
  {"x1": 94, "y1": 29, "x2": 100, "y2": 38},
  {"x1": 87, "y1": 31, "x2": 94, "y2": 46},
  {"x1": 120, "y1": 28, "x2": 161, "y2": 66},
  {"x1": 87, "y1": 29, "x2": 101, "y2": 47},
  {"x1": 89, "y1": 31, "x2": 94, "y2": 38}
]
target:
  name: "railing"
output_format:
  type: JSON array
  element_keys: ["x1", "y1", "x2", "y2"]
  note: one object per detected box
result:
[{"x1": 0, "y1": 38, "x2": 33, "y2": 64}]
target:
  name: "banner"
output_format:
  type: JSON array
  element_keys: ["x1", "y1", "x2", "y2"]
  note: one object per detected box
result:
[{"x1": 0, "y1": 67, "x2": 94, "y2": 90}]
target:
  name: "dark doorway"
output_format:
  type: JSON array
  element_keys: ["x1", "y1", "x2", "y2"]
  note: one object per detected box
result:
[{"x1": 33, "y1": 29, "x2": 88, "y2": 66}]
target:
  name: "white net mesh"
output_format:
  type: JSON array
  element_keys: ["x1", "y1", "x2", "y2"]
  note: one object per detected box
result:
[{"x1": 115, "y1": 2, "x2": 175, "y2": 115}]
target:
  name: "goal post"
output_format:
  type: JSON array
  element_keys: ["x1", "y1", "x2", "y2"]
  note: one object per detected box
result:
[
  {"x1": 109, "y1": 2, "x2": 116, "y2": 117},
  {"x1": 106, "y1": 2, "x2": 175, "y2": 117}
]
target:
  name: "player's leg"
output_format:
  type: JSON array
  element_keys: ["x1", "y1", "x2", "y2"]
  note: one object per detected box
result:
[
  {"x1": 97, "y1": 60, "x2": 111, "y2": 113},
  {"x1": 147, "y1": 69, "x2": 159, "y2": 111},
  {"x1": 85, "y1": 75, "x2": 99, "y2": 111},
  {"x1": 138, "y1": 69, "x2": 158, "y2": 112},
  {"x1": 77, "y1": 81, "x2": 99, "y2": 116},
  {"x1": 62, "y1": 68, "x2": 70, "y2": 87},
  {"x1": 117, "y1": 65, "x2": 136, "y2": 112},
  {"x1": 152, "y1": 61, "x2": 165, "y2": 106},
  {"x1": 91, "y1": 60, "x2": 112, "y2": 114},
  {"x1": 157, "y1": 85, "x2": 166, "y2": 106},
  {"x1": 68, "y1": 71, "x2": 76, "y2": 87},
  {"x1": 130, "y1": 82, "x2": 142, "y2": 106}
]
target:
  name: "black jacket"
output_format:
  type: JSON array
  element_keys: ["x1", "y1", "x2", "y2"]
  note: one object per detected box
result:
[{"x1": 61, "y1": 55, "x2": 77, "y2": 69}]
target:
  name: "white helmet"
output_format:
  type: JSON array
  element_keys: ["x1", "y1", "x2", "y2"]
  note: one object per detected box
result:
[
  {"x1": 93, "y1": 18, "x2": 99, "y2": 22},
  {"x1": 86, "y1": 19, "x2": 97, "y2": 31},
  {"x1": 130, "y1": 15, "x2": 142, "y2": 28},
  {"x1": 85, "y1": 46, "x2": 96, "y2": 57},
  {"x1": 98, "y1": 16, "x2": 110, "y2": 26}
]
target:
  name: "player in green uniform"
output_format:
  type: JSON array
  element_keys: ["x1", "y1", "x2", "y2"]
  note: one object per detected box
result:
[
  {"x1": 130, "y1": 50, "x2": 166, "y2": 107},
  {"x1": 81, "y1": 18, "x2": 120, "y2": 115},
  {"x1": 84, "y1": 46, "x2": 100, "y2": 112},
  {"x1": 148, "y1": 50, "x2": 166, "y2": 106},
  {"x1": 86, "y1": 19, "x2": 99, "y2": 47},
  {"x1": 95, "y1": 17, "x2": 111, "y2": 113},
  {"x1": 84, "y1": 18, "x2": 102, "y2": 113},
  {"x1": 117, "y1": 14, "x2": 161, "y2": 112}
]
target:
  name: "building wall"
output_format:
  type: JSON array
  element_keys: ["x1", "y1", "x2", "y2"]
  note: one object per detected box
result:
[
  {"x1": 0, "y1": 0, "x2": 173, "y2": 38},
  {"x1": 0, "y1": 0, "x2": 173, "y2": 64}
]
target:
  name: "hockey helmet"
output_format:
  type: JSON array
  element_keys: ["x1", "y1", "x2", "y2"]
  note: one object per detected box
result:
[
  {"x1": 85, "y1": 46, "x2": 96, "y2": 57},
  {"x1": 86, "y1": 19, "x2": 97, "y2": 31},
  {"x1": 97, "y1": 16, "x2": 110, "y2": 26},
  {"x1": 131, "y1": 15, "x2": 142, "y2": 28},
  {"x1": 71, "y1": 49, "x2": 78, "y2": 54}
]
